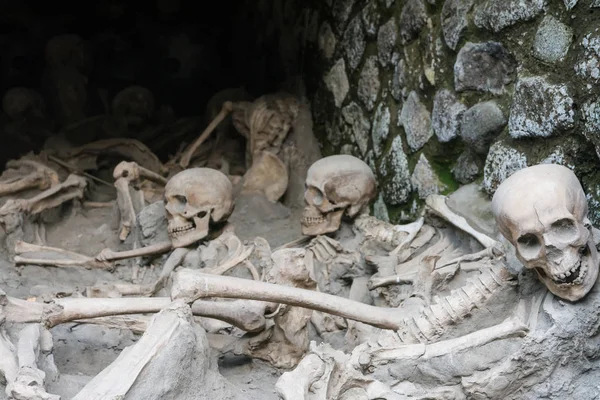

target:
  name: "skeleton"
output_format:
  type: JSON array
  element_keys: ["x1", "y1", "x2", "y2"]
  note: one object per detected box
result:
[
  {"x1": 178, "y1": 92, "x2": 300, "y2": 202},
  {"x1": 492, "y1": 164, "x2": 598, "y2": 302}
]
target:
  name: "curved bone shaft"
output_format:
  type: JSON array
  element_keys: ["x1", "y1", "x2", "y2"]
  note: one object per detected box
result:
[
  {"x1": 368, "y1": 273, "x2": 415, "y2": 290},
  {"x1": 75, "y1": 299, "x2": 267, "y2": 333},
  {"x1": 96, "y1": 241, "x2": 173, "y2": 262},
  {"x1": 14, "y1": 240, "x2": 172, "y2": 269},
  {"x1": 14, "y1": 241, "x2": 109, "y2": 269},
  {"x1": 171, "y1": 269, "x2": 404, "y2": 330},
  {"x1": 426, "y1": 194, "x2": 502, "y2": 250},
  {"x1": 363, "y1": 315, "x2": 528, "y2": 368},
  {"x1": 179, "y1": 101, "x2": 233, "y2": 168},
  {"x1": 435, "y1": 246, "x2": 504, "y2": 270},
  {"x1": 390, "y1": 217, "x2": 425, "y2": 255},
  {"x1": 24, "y1": 174, "x2": 87, "y2": 215},
  {"x1": 1, "y1": 289, "x2": 266, "y2": 332}
]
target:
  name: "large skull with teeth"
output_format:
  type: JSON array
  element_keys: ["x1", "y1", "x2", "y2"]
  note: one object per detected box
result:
[
  {"x1": 164, "y1": 168, "x2": 233, "y2": 248},
  {"x1": 302, "y1": 155, "x2": 376, "y2": 236},
  {"x1": 492, "y1": 164, "x2": 598, "y2": 302}
]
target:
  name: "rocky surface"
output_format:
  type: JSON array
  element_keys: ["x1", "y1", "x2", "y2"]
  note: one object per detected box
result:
[{"x1": 306, "y1": 0, "x2": 600, "y2": 224}]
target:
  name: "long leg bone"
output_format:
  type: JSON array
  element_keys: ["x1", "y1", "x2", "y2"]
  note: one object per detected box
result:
[
  {"x1": 171, "y1": 268, "x2": 405, "y2": 330},
  {"x1": 14, "y1": 240, "x2": 172, "y2": 269},
  {"x1": 179, "y1": 101, "x2": 233, "y2": 168},
  {"x1": 0, "y1": 289, "x2": 266, "y2": 332}
]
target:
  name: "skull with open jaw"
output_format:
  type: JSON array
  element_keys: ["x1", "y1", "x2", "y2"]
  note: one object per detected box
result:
[
  {"x1": 301, "y1": 155, "x2": 376, "y2": 236},
  {"x1": 492, "y1": 164, "x2": 598, "y2": 302},
  {"x1": 164, "y1": 168, "x2": 233, "y2": 248}
]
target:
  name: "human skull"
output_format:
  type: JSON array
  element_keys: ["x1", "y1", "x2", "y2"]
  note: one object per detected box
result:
[
  {"x1": 302, "y1": 155, "x2": 376, "y2": 236},
  {"x1": 164, "y1": 168, "x2": 234, "y2": 248},
  {"x1": 2, "y1": 87, "x2": 47, "y2": 120},
  {"x1": 492, "y1": 164, "x2": 598, "y2": 302}
]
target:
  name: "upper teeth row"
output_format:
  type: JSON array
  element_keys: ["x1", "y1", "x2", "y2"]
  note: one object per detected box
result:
[
  {"x1": 555, "y1": 262, "x2": 581, "y2": 280},
  {"x1": 169, "y1": 224, "x2": 194, "y2": 234},
  {"x1": 302, "y1": 216, "x2": 325, "y2": 225}
]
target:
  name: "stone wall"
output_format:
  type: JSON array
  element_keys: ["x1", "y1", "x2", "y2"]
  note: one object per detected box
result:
[{"x1": 300, "y1": 0, "x2": 600, "y2": 224}]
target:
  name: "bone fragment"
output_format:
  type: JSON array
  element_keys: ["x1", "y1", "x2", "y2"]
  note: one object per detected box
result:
[
  {"x1": 14, "y1": 240, "x2": 110, "y2": 269},
  {"x1": 0, "y1": 159, "x2": 59, "y2": 196},
  {"x1": 83, "y1": 201, "x2": 114, "y2": 208},
  {"x1": 6, "y1": 324, "x2": 60, "y2": 400},
  {"x1": 390, "y1": 216, "x2": 425, "y2": 255},
  {"x1": 274, "y1": 236, "x2": 312, "y2": 251},
  {"x1": 171, "y1": 269, "x2": 405, "y2": 330},
  {"x1": 240, "y1": 151, "x2": 289, "y2": 202},
  {"x1": 426, "y1": 194, "x2": 502, "y2": 251},
  {"x1": 113, "y1": 160, "x2": 167, "y2": 185},
  {"x1": 0, "y1": 328, "x2": 18, "y2": 384},
  {"x1": 114, "y1": 177, "x2": 139, "y2": 241},
  {"x1": 46, "y1": 154, "x2": 113, "y2": 188},
  {"x1": 179, "y1": 101, "x2": 233, "y2": 168},
  {"x1": 368, "y1": 273, "x2": 415, "y2": 290}
]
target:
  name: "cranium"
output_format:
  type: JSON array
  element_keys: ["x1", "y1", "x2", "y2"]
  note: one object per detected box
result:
[
  {"x1": 492, "y1": 164, "x2": 598, "y2": 302},
  {"x1": 164, "y1": 168, "x2": 234, "y2": 248},
  {"x1": 302, "y1": 155, "x2": 376, "y2": 236}
]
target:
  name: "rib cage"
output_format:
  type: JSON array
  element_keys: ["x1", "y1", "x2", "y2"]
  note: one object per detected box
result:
[{"x1": 397, "y1": 263, "x2": 515, "y2": 344}]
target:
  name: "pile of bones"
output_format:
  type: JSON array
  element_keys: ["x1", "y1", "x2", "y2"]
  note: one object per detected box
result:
[{"x1": 1, "y1": 37, "x2": 600, "y2": 400}]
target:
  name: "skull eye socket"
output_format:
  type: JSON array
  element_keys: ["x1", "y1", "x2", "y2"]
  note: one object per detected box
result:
[
  {"x1": 305, "y1": 186, "x2": 324, "y2": 206},
  {"x1": 550, "y1": 218, "x2": 578, "y2": 241},
  {"x1": 197, "y1": 211, "x2": 207, "y2": 218},
  {"x1": 169, "y1": 195, "x2": 187, "y2": 213},
  {"x1": 517, "y1": 233, "x2": 542, "y2": 259}
]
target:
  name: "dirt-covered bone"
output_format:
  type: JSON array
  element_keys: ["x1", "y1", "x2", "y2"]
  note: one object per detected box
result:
[
  {"x1": 301, "y1": 154, "x2": 377, "y2": 236},
  {"x1": 0, "y1": 174, "x2": 86, "y2": 217},
  {"x1": 276, "y1": 341, "x2": 403, "y2": 400},
  {"x1": 0, "y1": 288, "x2": 265, "y2": 333},
  {"x1": 71, "y1": 301, "x2": 235, "y2": 400},
  {"x1": 164, "y1": 168, "x2": 234, "y2": 248},
  {"x1": 492, "y1": 164, "x2": 598, "y2": 302},
  {"x1": 4, "y1": 323, "x2": 60, "y2": 400},
  {"x1": 221, "y1": 246, "x2": 317, "y2": 368},
  {"x1": 0, "y1": 158, "x2": 60, "y2": 197},
  {"x1": 179, "y1": 101, "x2": 234, "y2": 169},
  {"x1": 112, "y1": 160, "x2": 168, "y2": 241},
  {"x1": 240, "y1": 150, "x2": 289, "y2": 202},
  {"x1": 171, "y1": 268, "x2": 405, "y2": 330}
]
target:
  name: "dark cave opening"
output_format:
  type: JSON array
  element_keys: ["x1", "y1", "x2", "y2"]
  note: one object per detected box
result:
[{"x1": 0, "y1": 0, "x2": 303, "y2": 167}]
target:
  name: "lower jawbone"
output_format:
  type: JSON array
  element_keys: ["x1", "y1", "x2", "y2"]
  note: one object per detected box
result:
[
  {"x1": 168, "y1": 216, "x2": 209, "y2": 248},
  {"x1": 535, "y1": 238, "x2": 599, "y2": 302},
  {"x1": 301, "y1": 209, "x2": 344, "y2": 236}
]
